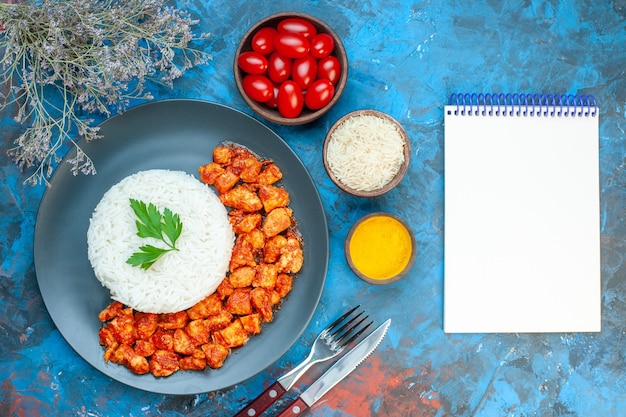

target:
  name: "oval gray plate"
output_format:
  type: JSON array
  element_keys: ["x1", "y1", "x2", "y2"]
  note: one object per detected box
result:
[{"x1": 34, "y1": 99, "x2": 328, "y2": 395}]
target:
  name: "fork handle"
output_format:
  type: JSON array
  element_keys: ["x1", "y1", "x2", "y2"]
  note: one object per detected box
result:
[{"x1": 234, "y1": 381, "x2": 287, "y2": 417}]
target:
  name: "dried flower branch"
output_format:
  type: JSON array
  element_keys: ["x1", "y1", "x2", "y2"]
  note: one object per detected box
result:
[{"x1": 0, "y1": 0, "x2": 210, "y2": 185}]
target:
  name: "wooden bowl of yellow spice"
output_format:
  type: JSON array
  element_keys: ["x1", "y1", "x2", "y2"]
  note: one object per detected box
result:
[{"x1": 345, "y1": 212, "x2": 416, "y2": 285}]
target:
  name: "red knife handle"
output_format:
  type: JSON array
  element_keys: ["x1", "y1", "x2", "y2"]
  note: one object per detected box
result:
[
  {"x1": 276, "y1": 397, "x2": 310, "y2": 417},
  {"x1": 234, "y1": 381, "x2": 287, "y2": 417}
]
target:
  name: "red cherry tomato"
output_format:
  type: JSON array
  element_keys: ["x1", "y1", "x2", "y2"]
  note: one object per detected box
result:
[
  {"x1": 267, "y1": 52, "x2": 292, "y2": 83},
  {"x1": 251, "y1": 27, "x2": 277, "y2": 55},
  {"x1": 292, "y1": 55, "x2": 317, "y2": 90},
  {"x1": 277, "y1": 17, "x2": 317, "y2": 39},
  {"x1": 305, "y1": 79, "x2": 335, "y2": 110},
  {"x1": 237, "y1": 51, "x2": 268, "y2": 74},
  {"x1": 242, "y1": 75, "x2": 274, "y2": 102},
  {"x1": 274, "y1": 32, "x2": 310, "y2": 59},
  {"x1": 310, "y1": 33, "x2": 335, "y2": 58},
  {"x1": 265, "y1": 85, "x2": 280, "y2": 109},
  {"x1": 317, "y1": 56, "x2": 341, "y2": 85},
  {"x1": 277, "y1": 80, "x2": 304, "y2": 118}
]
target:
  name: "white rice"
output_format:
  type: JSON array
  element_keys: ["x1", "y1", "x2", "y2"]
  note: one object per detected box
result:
[
  {"x1": 87, "y1": 169, "x2": 234, "y2": 314},
  {"x1": 326, "y1": 113, "x2": 405, "y2": 192}
]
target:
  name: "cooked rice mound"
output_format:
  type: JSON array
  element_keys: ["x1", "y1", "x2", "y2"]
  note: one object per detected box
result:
[{"x1": 87, "y1": 169, "x2": 234, "y2": 314}]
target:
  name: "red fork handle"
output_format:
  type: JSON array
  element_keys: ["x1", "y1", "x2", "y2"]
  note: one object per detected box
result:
[
  {"x1": 276, "y1": 397, "x2": 310, "y2": 417},
  {"x1": 234, "y1": 381, "x2": 287, "y2": 417}
]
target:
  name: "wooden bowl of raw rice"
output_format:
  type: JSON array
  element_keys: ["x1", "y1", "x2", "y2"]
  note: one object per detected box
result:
[{"x1": 322, "y1": 110, "x2": 411, "y2": 197}]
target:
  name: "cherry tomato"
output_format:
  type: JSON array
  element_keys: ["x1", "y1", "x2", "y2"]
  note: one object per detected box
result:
[
  {"x1": 265, "y1": 85, "x2": 280, "y2": 109},
  {"x1": 267, "y1": 52, "x2": 292, "y2": 83},
  {"x1": 305, "y1": 79, "x2": 335, "y2": 110},
  {"x1": 274, "y1": 32, "x2": 310, "y2": 59},
  {"x1": 292, "y1": 55, "x2": 317, "y2": 89},
  {"x1": 317, "y1": 56, "x2": 341, "y2": 85},
  {"x1": 277, "y1": 80, "x2": 304, "y2": 118},
  {"x1": 310, "y1": 33, "x2": 335, "y2": 59},
  {"x1": 242, "y1": 75, "x2": 274, "y2": 102},
  {"x1": 237, "y1": 51, "x2": 268, "y2": 75},
  {"x1": 251, "y1": 27, "x2": 277, "y2": 55},
  {"x1": 277, "y1": 17, "x2": 317, "y2": 39}
]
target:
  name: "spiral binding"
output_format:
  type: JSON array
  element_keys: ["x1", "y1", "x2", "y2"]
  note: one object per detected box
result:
[{"x1": 447, "y1": 93, "x2": 598, "y2": 117}]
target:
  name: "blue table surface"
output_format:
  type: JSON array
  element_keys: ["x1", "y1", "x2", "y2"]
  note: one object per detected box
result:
[{"x1": 1, "y1": 1, "x2": 625, "y2": 416}]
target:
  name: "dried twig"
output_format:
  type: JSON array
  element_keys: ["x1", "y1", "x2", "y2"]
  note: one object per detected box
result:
[{"x1": 0, "y1": 0, "x2": 210, "y2": 185}]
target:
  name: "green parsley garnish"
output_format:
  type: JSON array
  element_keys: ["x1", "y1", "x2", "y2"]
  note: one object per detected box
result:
[{"x1": 126, "y1": 198, "x2": 183, "y2": 270}]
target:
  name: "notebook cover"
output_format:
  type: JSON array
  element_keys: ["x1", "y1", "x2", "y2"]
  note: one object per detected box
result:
[{"x1": 443, "y1": 94, "x2": 601, "y2": 333}]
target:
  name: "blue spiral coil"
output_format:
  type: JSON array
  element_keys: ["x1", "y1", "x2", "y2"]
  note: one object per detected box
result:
[{"x1": 448, "y1": 93, "x2": 597, "y2": 117}]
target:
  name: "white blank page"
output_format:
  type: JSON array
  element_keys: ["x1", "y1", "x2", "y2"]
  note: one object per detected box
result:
[{"x1": 443, "y1": 105, "x2": 601, "y2": 333}]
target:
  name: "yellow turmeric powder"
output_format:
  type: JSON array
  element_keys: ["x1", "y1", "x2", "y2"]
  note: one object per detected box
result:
[{"x1": 348, "y1": 214, "x2": 413, "y2": 281}]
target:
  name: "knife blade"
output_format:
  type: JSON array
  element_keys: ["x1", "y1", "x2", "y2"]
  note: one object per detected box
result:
[{"x1": 276, "y1": 318, "x2": 391, "y2": 417}]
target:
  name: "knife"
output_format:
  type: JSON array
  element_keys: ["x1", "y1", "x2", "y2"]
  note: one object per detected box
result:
[{"x1": 276, "y1": 318, "x2": 391, "y2": 417}]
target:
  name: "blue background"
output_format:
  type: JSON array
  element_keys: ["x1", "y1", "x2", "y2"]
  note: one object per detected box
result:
[{"x1": 1, "y1": 1, "x2": 625, "y2": 416}]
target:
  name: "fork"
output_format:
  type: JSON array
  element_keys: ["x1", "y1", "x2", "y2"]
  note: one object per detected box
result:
[{"x1": 234, "y1": 306, "x2": 372, "y2": 417}]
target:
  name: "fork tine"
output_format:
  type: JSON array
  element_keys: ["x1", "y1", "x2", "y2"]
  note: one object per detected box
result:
[
  {"x1": 329, "y1": 315, "x2": 373, "y2": 352},
  {"x1": 328, "y1": 310, "x2": 365, "y2": 340},
  {"x1": 323, "y1": 305, "x2": 360, "y2": 335},
  {"x1": 337, "y1": 317, "x2": 374, "y2": 347}
]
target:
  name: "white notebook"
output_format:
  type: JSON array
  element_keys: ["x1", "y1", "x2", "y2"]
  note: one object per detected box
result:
[{"x1": 443, "y1": 93, "x2": 601, "y2": 333}]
